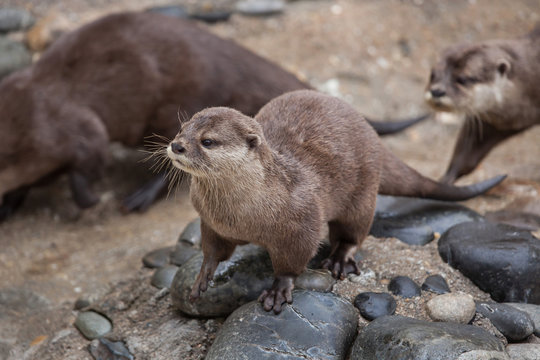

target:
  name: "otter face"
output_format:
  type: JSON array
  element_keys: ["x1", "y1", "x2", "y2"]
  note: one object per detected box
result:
[
  {"x1": 425, "y1": 43, "x2": 514, "y2": 116},
  {"x1": 167, "y1": 107, "x2": 262, "y2": 178}
]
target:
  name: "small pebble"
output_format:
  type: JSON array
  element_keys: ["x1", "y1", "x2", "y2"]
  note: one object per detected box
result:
[
  {"x1": 151, "y1": 265, "x2": 179, "y2": 289},
  {"x1": 426, "y1": 292, "x2": 476, "y2": 324},
  {"x1": 89, "y1": 338, "x2": 134, "y2": 360},
  {"x1": 388, "y1": 276, "x2": 421, "y2": 298},
  {"x1": 476, "y1": 302, "x2": 534, "y2": 342},
  {"x1": 178, "y1": 218, "x2": 201, "y2": 246},
  {"x1": 142, "y1": 246, "x2": 174, "y2": 268},
  {"x1": 354, "y1": 292, "x2": 397, "y2": 321},
  {"x1": 74, "y1": 311, "x2": 112, "y2": 340},
  {"x1": 74, "y1": 298, "x2": 91, "y2": 310},
  {"x1": 236, "y1": 0, "x2": 285, "y2": 16},
  {"x1": 295, "y1": 269, "x2": 335, "y2": 292},
  {"x1": 0, "y1": 8, "x2": 35, "y2": 33},
  {"x1": 169, "y1": 244, "x2": 200, "y2": 267},
  {"x1": 421, "y1": 274, "x2": 451, "y2": 294}
]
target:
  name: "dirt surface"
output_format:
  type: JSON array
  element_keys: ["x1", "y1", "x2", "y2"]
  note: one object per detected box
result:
[{"x1": 1, "y1": 0, "x2": 540, "y2": 359}]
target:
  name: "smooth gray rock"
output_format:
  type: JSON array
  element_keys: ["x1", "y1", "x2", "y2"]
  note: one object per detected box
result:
[
  {"x1": 351, "y1": 315, "x2": 507, "y2": 360},
  {"x1": 370, "y1": 195, "x2": 483, "y2": 245},
  {"x1": 295, "y1": 269, "x2": 336, "y2": 292},
  {"x1": 507, "y1": 303, "x2": 540, "y2": 336},
  {"x1": 426, "y1": 292, "x2": 476, "y2": 324},
  {"x1": 151, "y1": 265, "x2": 179, "y2": 289},
  {"x1": 422, "y1": 274, "x2": 451, "y2": 294},
  {"x1": 236, "y1": 0, "x2": 285, "y2": 16},
  {"x1": 476, "y1": 302, "x2": 534, "y2": 342},
  {"x1": 439, "y1": 222, "x2": 540, "y2": 304},
  {"x1": 169, "y1": 244, "x2": 200, "y2": 267},
  {"x1": 388, "y1": 275, "x2": 421, "y2": 298},
  {"x1": 354, "y1": 292, "x2": 396, "y2": 321},
  {"x1": 177, "y1": 218, "x2": 201, "y2": 246},
  {"x1": 74, "y1": 311, "x2": 112, "y2": 340},
  {"x1": 142, "y1": 246, "x2": 174, "y2": 268},
  {"x1": 206, "y1": 290, "x2": 358, "y2": 360},
  {"x1": 89, "y1": 338, "x2": 134, "y2": 360},
  {"x1": 0, "y1": 37, "x2": 31, "y2": 79},
  {"x1": 146, "y1": 5, "x2": 188, "y2": 19},
  {"x1": 506, "y1": 344, "x2": 540, "y2": 360},
  {"x1": 0, "y1": 8, "x2": 35, "y2": 32}
]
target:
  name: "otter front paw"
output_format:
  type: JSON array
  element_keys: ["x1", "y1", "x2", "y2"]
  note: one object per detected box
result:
[
  {"x1": 321, "y1": 257, "x2": 360, "y2": 280},
  {"x1": 189, "y1": 260, "x2": 218, "y2": 302},
  {"x1": 257, "y1": 276, "x2": 294, "y2": 314}
]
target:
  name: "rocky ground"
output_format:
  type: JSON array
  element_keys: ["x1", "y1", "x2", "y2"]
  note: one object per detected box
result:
[{"x1": 1, "y1": 0, "x2": 540, "y2": 359}]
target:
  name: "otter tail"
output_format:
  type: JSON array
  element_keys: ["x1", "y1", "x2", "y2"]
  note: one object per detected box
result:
[
  {"x1": 378, "y1": 148, "x2": 506, "y2": 201},
  {"x1": 367, "y1": 114, "x2": 429, "y2": 136}
]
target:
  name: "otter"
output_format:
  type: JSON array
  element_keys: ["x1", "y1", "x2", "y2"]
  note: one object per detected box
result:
[
  {"x1": 166, "y1": 90, "x2": 505, "y2": 313},
  {"x1": 425, "y1": 24, "x2": 540, "y2": 183},
  {"x1": 0, "y1": 11, "x2": 425, "y2": 222}
]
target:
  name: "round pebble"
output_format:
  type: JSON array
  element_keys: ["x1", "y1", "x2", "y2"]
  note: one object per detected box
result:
[
  {"x1": 388, "y1": 276, "x2": 421, "y2": 298},
  {"x1": 169, "y1": 244, "x2": 200, "y2": 267},
  {"x1": 295, "y1": 269, "x2": 336, "y2": 292},
  {"x1": 421, "y1": 274, "x2": 451, "y2": 294},
  {"x1": 476, "y1": 302, "x2": 534, "y2": 342},
  {"x1": 151, "y1": 265, "x2": 179, "y2": 289},
  {"x1": 178, "y1": 218, "x2": 201, "y2": 246},
  {"x1": 354, "y1": 292, "x2": 397, "y2": 321},
  {"x1": 142, "y1": 246, "x2": 174, "y2": 268},
  {"x1": 236, "y1": 0, "x2": 285, "y2": 16},
  {"x1": 74, "y1": 311, "x2": 112, "y2": 340},
  {"x1": 426, "y1": 292, "x2": 476, "y2": 324}
]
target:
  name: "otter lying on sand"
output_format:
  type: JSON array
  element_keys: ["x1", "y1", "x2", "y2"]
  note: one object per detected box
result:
[
  {"x1": 167, "y1": 90, "x2": 505, "y2": 313},
  {"x1": 0, "y1": 11, "x2": 425, "y2": 222},
  {"x1": 425, "y1": 24, "x2": 540, "y2": 183}
]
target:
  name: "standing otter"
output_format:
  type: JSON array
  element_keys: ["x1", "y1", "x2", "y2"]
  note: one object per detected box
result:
[
  {"x1": 425, "y1": 24, "x2": 540, "y2": 183},
  {"x1": 166, "y1": 90, "x2": 505, "y2": 313},
  {"x1": 0, "y1": 11, "x2": 425, "y2": 222}
]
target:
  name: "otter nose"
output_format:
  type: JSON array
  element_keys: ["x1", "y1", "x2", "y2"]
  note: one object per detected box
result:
[
  {"x1": 171, "y1": 142, "x2": 185, "y2": 154},
  {"x1": 430, "y1": 88, "x2": 446, "y2": 98}
]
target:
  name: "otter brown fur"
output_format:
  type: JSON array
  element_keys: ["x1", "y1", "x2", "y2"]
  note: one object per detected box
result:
[
  {"x1": 0, "y1": 11, "x2": 426, "y2": 222},
  {"x1": 425, "y1": 24, "x2": 540, "y2": 183},
  {"x1": 167, "y1": 90, "x2": 505, "y2": 313}
]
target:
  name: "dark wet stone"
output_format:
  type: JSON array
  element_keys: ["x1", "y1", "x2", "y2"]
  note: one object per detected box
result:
[
  {"x1": 370, "y1": 195, "x2": 483, "y2": 245},
  {"x1": 75, "y1": 311, "x2": 112, "y2": 340},
  {"x1": 388, "y1": 276, "x2": 421, "y2": 298},
  {"x1": 0, "y1": 37, "x2": 31, "y2": 79},
  {"x1": 206, "y1": 290, "x2": 358, "y2": 360},
  {"x1": 0, "y1": 8, "x2": 35, "y2": 33},
  {"x1": 170, "y1": 244, "x2": 275, "y2": 317},
  {"x1": 422, "y1": 274, "x2": 451, "y2": 294},
  {"x1": 89, "y1": 338, "x2": 133, "y2": 360},
  {"x1": 476, "y1": 302, "x2": 534, "y2": 342},
  {"x1": 354, "y1": 292, "x2": 396, "y2": 321},
  {"x1": 189, "y1": 7, "x2": 231, "y2": 24},
  {"x1": 146, "y1": 5, "x2": 189, "y2": 19},
  {"x1": 177, "y1": 218, "x2": 201, "y2": 246},
  {"x1": 295, "y1": 269, "x2": 335, "y2": 292},
  {"x1": 506, "y1": 303, "x2": 540, "y2": 336},
  {"x1": 439, "y1": 222, "x2": 540, "y2": 304},
  {"x1": 74, "y1": 298, "x2": 91, "y2": 310},
  {"x1": 350, "y1": 315, "x2": 507, "y2": 360},
  {"x1": 236, "y1": 0, "x2": 285, "y2": 16},
  {"x1": 142, "y1": 246, "x2": 174, "y2": 269},
  {"x1": 169, "y1": 244, "x2": 200, "y2": 267},
  {"x1": 485, "y1": 210, "x2": 540, "y2": 231},
  {"x1": 151, "y1": 265, "x2": 179, "y2": 289}
]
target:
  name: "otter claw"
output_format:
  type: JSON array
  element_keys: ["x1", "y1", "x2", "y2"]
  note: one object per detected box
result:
[
  {"x1": 321, "y1": 257, "x2": 360, "y2": 279},
  {"x1": 258, "y1": 276, "x2": 294, "y2": 314}
]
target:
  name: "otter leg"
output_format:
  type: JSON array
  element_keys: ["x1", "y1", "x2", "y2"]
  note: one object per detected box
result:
[
  {"x1": 69, "y1": 171, "x2": 100, "y2": 208},
  {"x1": 122, "y1": 174, "x2": 168, "y2": 212},
  {"x1": 190, "y1": 220, "x2": 236, "y2": 301},
  {"x1": 441, "y1": 117, "x2": 522, "y2": 183},
  {"x1": 321, "y1": 221, "x2": 364, "y2": 279}
]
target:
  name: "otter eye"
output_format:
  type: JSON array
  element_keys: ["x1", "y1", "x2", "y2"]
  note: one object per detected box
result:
[
  {"x1": 455, "y1": 76, "x2": 478, "y2": 86},
  {"x1": 201, "y1": 139, "x2": 214, "y2": 148}
]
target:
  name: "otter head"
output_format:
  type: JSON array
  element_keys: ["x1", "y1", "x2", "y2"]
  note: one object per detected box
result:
[
  {"x1": 425, "y1": 42, "x2": 515, "y2": 116},
  {"x1": 167, "y1": 107, "x2": 265, "y2": 178}
]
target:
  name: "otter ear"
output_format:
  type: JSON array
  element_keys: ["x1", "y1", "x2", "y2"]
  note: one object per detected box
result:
[
  {"x1": 246, "y1": 134, "x2": 261, "y2": 149},
  {"x1": 497, "y1": 59, "x2": 511, "y2": 76}
]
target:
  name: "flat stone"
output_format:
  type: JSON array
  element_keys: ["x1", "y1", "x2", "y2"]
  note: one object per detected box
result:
[
  {"x1": 146, "y1": 5, "x2": 189, "y2": 19},
  {"x1": 236, "y1": 0, "x2": 285, "y2": 16},
  {"x1": 295, "y1": 269, "x2": 335, "y2": 292},
  {"x1": 506, "y1": 303, "x2": 540, "y2": 336},
  {"x1": 388, "y1": 275, "x2": 421, "y2": 298},
  {"x1": 506, "y1": 344, "x2": 540, "y2": 360},
  {"x1": 422, "y1": 274, "x2": 451, "y2": 294},
  {"x1": 169, "y1": 244, "x2": 200, "y2": 267},
  {"x1": 350, "y1": 315, "x2": 508, "y2": 360},
  {"x1": 74, "y1": 311, "x2": 112, "y2": 340},
  {"x1": 89, "y1": 338, "x2": 134, "y2": 360},
  {"x1": 142, "y1": 246, "x2": 174, "y2": 269},
  {"x1": 354, "y1": 292, "x2": 396, "y2": 321},
  {"x1": 177, "y1": 218, "x2": 201, "y2": 246},
  {"x1": 476, "y1": 302, "x2": 534, "y2": 342},
  {"x1": 439, "y1": 222, "x2": 540, "y2": 304},
  {"x1": 370, "y1": 195, "x2": 483, "y2": 245},
  {"x1": 206, "y1": 290, "x2": 358, "y2": 360},
  {"x1": 151, "y1": 265, "x2": 179, "y2": 289},
  {"x1": 426, "y1": 292, "x2": 476, "y2": 324},
  {"x1": 0, "y1": 8, "x2": 35, "y2": 33},
  {"x1": 0, "y1": 37, "x2": 31, "y2": 79}
]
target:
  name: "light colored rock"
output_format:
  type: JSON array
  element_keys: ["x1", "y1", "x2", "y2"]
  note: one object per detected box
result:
[
  {"x1": 426, "y1": 292, "x2": 476, "y2": 324},
  {"x1": 506, "y1": 344, "x2": 540, "y2": 360}
]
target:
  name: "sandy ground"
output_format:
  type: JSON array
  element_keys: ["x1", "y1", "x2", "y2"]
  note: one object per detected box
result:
[{"x1": 1, "y1": 0, "x2": 540, "y2": 358}]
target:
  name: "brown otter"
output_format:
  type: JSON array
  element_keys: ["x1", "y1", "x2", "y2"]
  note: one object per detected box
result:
[
  {"x1": 0, "y1": 11, "x2": 425, "y2": 222},
  {"x1": 166, "y1": 90, "x2": 505, "y2": 313},
  {"x1": 425, "y1": 24, "x2": 540, "y2": 183}
]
